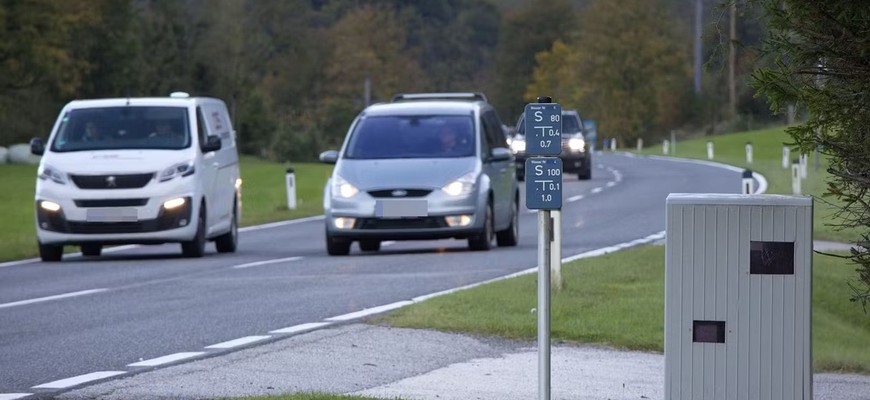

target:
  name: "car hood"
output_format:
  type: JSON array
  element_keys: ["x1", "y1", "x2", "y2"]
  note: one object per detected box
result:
[
  {"x1": 42, "y1": 150, "x2": 193, "y2": 175},
  {"x1": 336, "y1": 158, "x2": 479, "y2": 190}
]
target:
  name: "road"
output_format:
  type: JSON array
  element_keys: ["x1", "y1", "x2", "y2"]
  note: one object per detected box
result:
[{"x1": 0, "y1": 153, "x2": 741, "y2": 398}]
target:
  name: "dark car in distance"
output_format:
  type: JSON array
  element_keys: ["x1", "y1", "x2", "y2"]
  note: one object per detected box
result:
[{"x1": 510, "y1": 109, "x2": 592, "y2": 181}]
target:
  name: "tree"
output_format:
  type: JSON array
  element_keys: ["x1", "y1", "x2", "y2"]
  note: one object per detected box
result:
[{"x1": 750, "y1": 1, "x2": 870, "y2": 307}]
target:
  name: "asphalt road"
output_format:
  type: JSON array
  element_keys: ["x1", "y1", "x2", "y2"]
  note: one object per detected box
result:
[{"x1": 0, "y1": 153, "x2": 740, "y2": 397}]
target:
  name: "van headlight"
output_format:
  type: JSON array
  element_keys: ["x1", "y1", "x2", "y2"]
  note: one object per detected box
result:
[
  {"x1": 510, "y1": 138, "x2": 526, "y2": 154},
  {"x1": 442, "y1": 172, "x2": 477, "y2": 197},
  {"x1": 37, "y1": 164, "x2": 67, "y2": 184},
  {"x1": 568, "y1": 137, "x2": 585, "y2": 152},
  {"x1": 331, "y1": 175, "x2": 359, "y2": 199},
  {"x1": 159, "y1": 160, "x2": 196, "y2": 182}
]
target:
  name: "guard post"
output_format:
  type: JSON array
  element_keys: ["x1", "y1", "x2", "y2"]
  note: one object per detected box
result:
[{"x1": 524, "y1": 96, "x2": 563, "y2": 400}]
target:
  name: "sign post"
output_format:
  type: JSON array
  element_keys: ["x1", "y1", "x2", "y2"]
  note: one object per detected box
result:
[{"x1": 524, "y1": 97, "x2": 562, "y2": 400}]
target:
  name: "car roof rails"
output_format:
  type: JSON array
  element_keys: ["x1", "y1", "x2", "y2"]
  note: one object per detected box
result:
[{"x1": 390, "y1": 92, "x2": 488, "y2": 103}]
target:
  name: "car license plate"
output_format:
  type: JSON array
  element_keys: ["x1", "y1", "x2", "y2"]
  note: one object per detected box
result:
[
  {"x1": 86, "y1": 208, "x2": 138, "y2": 222},
  {"x1": 375, "y1": 199, "x2": 428, "y2": 218}
]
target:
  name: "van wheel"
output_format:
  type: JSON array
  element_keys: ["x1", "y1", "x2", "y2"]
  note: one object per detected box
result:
[
  {"x1": 39, "y1": 243, "x2": 63, "y2": 262},
  {"x1": 468, "y1": 203, "x2": 493, "y2": 251},
  {"x1": 182, "y1": 206, "x2": 206, "y2": 258},
  {"x1": 326, "y1": 231, "x2": 351, "y2": 256},
  {"x1": 359, "y1": 240, "x2": 381, "y2": 252},
  {"x1": 81, "y1": 244, "x2": 102, "y2": 257},
  {"x1": 496, "y1": 198, "x2": 519, "y2": 247},
  {"x1": 215, "y1": 202, "x2": 238, "y2": 253}
]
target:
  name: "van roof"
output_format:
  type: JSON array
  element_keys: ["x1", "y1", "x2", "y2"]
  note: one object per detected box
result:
[{"x1": 64, "y1": 96, "x2": 224, "y2": 109}]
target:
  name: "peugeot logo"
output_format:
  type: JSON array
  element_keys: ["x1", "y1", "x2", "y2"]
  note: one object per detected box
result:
[
  {"x1": 106, "y1": 176, "x2": 117, "y2": 188},
  {"x1": 391, "y1": 189, "x2": 408, "y2": 197}
]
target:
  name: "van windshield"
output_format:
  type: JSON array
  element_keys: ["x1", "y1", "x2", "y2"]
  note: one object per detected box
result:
[
  {"x1": 50, "y1": 106, "x2": 191, "y2": 152},
  {"x1": 345, "y1": 115, "x2": 475, "y2": 159}
]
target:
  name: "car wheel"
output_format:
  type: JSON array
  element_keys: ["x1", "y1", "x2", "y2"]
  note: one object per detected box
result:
[
  {"x1": 468, "y1": 203, "x2": 494, "y2": 251},
  {"x1": 579, "y1": 158, "x2": 592, "y2": 180},
  {"x1": 181, "y1": 206, "x2": 206, "y2": 258},
  {"x1": 81, "y1": 244, "x2": 102, "y2": 257},
  {"x1": 359, "y1": 240, "x2": 381, "y2": 252},
  {"x1": 215, "y1": 201, "x2": 238, "y2": 253},
  {"x1": 496, "y1": 198, "x2": 519, "y2": 247},
  {"x1": 517, "y1": 170, "x2": 525, "y2": 182},
  {"x1": 326, "y1": 230, "x2": 351, "y2": 256},
  {"x1": 39, "y1": 242, "x2": 63, "y2": 262}
]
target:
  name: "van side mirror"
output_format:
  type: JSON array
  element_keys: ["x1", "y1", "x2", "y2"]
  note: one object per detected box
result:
[
  {"x1": 201, "y1": 135, "x2": 222, "y2": 153},
  {"x1": 30, "y1": 137, "x2": 45, "y2": 156},
  {"x1": 319, "y1": 150, "x2": 339, "y2": 164}
]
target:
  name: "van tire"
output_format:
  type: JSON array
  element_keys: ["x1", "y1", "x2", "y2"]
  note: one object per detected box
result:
[
  {"x1": 215, "y1": 202, "x2": 238, "y2": 253},
  {"x1": 182, "y1": 206, "x2": 206, "y2": 258},
  {"x1": 326, "y1": 231, "x2": 351, "y2": 256},
  {"x1": 39, "y1": 243, "x2": 63, "y2": 262},
  {"x1": 81, "y1": 244, "x2": 102, "y2": 257}
]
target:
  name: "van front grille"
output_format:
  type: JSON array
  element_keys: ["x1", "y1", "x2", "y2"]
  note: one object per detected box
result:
[{"x1": 70, "y1": 173, "x2": 154, "y2": 189}]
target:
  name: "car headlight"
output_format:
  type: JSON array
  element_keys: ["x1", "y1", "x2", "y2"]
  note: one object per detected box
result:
[
  {"x1": 331, "y1": 175, "x2": 359, "y2": 198},
  {"x1": 568, "y1": 137, "x2": 585, "y2": 152},
  {"x1": 159, "y1": 160, "x2": 196, "y2": 182},
  {"x1": 442, "y1": 171, "x2": 477, "y2": 196},
  {"x1": 37, "y1": 164, "x2": 67, "y2": 184},
  {"x1": 510, "y1": 138, "x2": 526, "y2": 154}
]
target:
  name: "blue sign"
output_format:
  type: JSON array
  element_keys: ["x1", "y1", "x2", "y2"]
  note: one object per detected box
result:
[
  {"x1": 584, "y1": 119, "x2": 597, "y2": 142},
  {"x1": 525, "y1": 158, "x2": 562, "y2": 210},
  {"x1": 524, "y1": 103, "x2": 562, "y2": 156}
]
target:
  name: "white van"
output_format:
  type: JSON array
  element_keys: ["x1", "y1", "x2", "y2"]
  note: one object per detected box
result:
[{"x1": 29, "y1": 92, "x2": 241, "y2": 261}]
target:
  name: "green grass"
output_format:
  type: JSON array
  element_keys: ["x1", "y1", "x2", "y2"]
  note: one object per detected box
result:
[
  {"x1": 634, "y1": 126, "x2": 858, "y2": 243},
  {"x1": 0, "y1": 156, "x2": 332, "y2": 262},
  {"x1": 219, "y1": 394, "x2": 402, "y2": 400},
  {"x1": 377, "y1": 245, "x2": 870, "y2": 373}
]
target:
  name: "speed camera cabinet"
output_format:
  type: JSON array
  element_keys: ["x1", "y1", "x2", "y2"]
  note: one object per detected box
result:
[{"x1": 664, "y1": 193, "x2": 813, "y2": 400}]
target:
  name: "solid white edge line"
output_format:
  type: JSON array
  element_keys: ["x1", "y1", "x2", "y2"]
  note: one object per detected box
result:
[
  {"x1": 233, "y1": 256, "x2": 303, "y2": 269},
  {"x1": 269, "y1": 322, "x2": 332, "y2": 334},
  {"x1": 32, "y1": 371, "x2": 126, "y2": 389},
  {"x1": 205, "y1": 335, "x2": 272, "y2": 349},
  {"x1": 0, "y1": 289, "x2": 109, "y2": 310},
  {"x1": 325, "y1": 301, "x2": 414, "y2": 322},
  {"x1": 590, "y1": 187, "x2": 603, "y2": 194},
  {"x1": 127, "y1": 352, "x2": 206, "y2": 367},
  {"x1": 0, "y1": 394, "x2": 32, "y2": 400}
]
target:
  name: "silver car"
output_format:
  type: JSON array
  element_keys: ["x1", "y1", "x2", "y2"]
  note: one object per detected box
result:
[{"x1": 318, "y1": 94, "x2": 520, "y2": 255}]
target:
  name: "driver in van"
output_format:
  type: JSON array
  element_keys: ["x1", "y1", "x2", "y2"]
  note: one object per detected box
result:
[{"x1": 82, "y1": 121, "x2": 105, "y2": 142}]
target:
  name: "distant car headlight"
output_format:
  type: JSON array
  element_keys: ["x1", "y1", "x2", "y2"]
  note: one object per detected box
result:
[
  {"x1": 331, "y1": 175, "x2": 359, "y2": 199},
  {"x1": 159, "y1": 160, "x2": 195, "y2": 182},
  {"x1": 510, "y1": 138, "x2": 526, "y2": 154},
  {"x1": 37, "y1": 164, "x2": 67, "y2": 184},
  {"x1": 568, "y1": 137, "x2": 585, "y2": 152},
  {"x1": 442, "y1": 172, "x2": 477, "y2": 197}
]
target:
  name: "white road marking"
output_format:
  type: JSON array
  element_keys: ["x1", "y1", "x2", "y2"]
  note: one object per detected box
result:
[
  {"x1": 613, "y1": 170, "x2": 623, "y2": 182},
  {"x1": 382, "y1": 241, "x2": 397, "y2": 247},
  {"x1": 270, "y1": 322, "x2": 332, "y2": 334},
  {"x1": 567, "y1": 195, "x2": 584, "y2": 202},
  {"x1": 232, "y1": 257, "x2": 303, "y2": 269},
  {"x1": 127, "y1": 352, "x2": 205, "y2": 367},
  {"x1": 325, "y1": 301, "x2": 414, "y2": 322},
  {"x1": 32, "y1": 371, "x2": 125, "y2": 389},
  {"x1": 0, "y1": 289, "x2": 108, "y2": 310},
  {"x1": 590, "y1": 187, "x2": 603, "y2": 194},
  {"x1": 0, "y1": 394, "x2": 32, "y2": 400},
  {"x1": 606, "y1": 181, "x2": 616, "y2": 187},
  {"x1": 205, "y1": 335, "x2": 271, "y2": 349}
]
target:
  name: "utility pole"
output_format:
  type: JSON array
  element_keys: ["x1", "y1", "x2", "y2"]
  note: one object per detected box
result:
[
  {"x1": 694, "y1": 0, "x2": 702, "y2": 94},
  {"x1": 364, "y1": 74, "x2": 372, "y2": 107},
  {"x1": 728, "y1": 0, "x2": 737, "y2": 118}
]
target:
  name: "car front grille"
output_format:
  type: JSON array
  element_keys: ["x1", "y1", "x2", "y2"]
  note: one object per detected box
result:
[
  {"x1": 356, "y1": 217, "x2": 447, "y2": 230},
  {"x1": 367, "y1": 189, "x2": 433, "y2": 198},
  {"x1": 70, "y1": 173, "x2": 154, "y2": 189}
]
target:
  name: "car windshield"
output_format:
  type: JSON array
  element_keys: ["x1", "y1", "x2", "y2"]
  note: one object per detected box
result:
[
  {"x1": 562, "y1": 114, "x2": 582, "y2": 135},
  {"x1": 50, "y1": 106, "x2": 191, "y2": 152},
  {"x1": 344, "y1": 115, "x2": 475, "y2": 159}
]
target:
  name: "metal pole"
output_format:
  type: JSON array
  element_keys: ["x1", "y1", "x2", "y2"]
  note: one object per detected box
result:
[
  {"x1": 538, "y1": 210, "x2": 552, "y2": 400},
  {"x1": 694, "y1": 0, "x2": 702, "y2": 94}
]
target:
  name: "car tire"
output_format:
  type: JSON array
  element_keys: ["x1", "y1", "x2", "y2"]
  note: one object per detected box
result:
[
  {"x1": 181, "y1": 205, "x2": 206, "y2": 258},
  {"x1": 468, "y1": 203, "x2": 494, "y2": 251},
  {"x1": 215, "y1": 201, "x2": 238, "y2": 253},
  {"x1": 496, "y1": 198, "x2": 519, "y2": 247},
  {"x1": 517, "y1": 170, "x2": 525, "y2": 182},
  {"x1": 326, "y1": 231, "x2": 351, "y2": 256},
  {"x1": 81, "y1": 244, "x2": 102, "y2": 257},
  {"x1": 579, "y1": 158, "x2": 592, "y2": 180},
  {"x1": 359, "y1": 240, "x2": 381, "y2": 252},
  {"x1": 39, "y1": 242, "x2": 63, "y2": 262}
]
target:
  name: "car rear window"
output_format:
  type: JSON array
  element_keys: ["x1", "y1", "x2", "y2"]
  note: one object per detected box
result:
[{"x1": 344, "y1": 115, "x2": 475, "y2": 159}]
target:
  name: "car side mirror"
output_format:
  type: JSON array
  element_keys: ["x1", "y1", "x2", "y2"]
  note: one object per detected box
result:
[
  {"x1": 201, "y1": 135, "x2": 221, "y2": 153},
  {"x1": 30, "y1": 137, "x2": 45, "y2": 156},
  {"x1": 490, "y1": 147, "x2": 512, "y2": 162},
  {"x1": 319, "y1": 150, "x2": 339, "y2": 164}
]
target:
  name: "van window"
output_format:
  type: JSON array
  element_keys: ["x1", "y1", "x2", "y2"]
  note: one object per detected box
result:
[
  {"x1": 50, "y1": 107, "x2": 191, "y2": 152},
  {"x1": 345, "y1": 115, "x2": 475, "y2": 159}
]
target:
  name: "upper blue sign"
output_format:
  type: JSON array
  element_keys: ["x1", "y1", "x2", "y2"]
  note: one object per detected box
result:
[{"x1": 524, "y1": 103, "x2": 562, "y2": 156}]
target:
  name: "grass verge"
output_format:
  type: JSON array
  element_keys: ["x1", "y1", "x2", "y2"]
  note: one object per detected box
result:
[
  {"x1": 376, "y1": 245, "x2": 870, "y2": 374},
  {"x1": 0, "y1": 156, "x2": 332, "y2": 262},
  {"x1": 634, "y1": 126, "x2": 858, "y2": 243}
]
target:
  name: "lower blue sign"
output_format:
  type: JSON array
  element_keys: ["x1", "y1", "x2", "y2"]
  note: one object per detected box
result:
[{"x1": 525, "y1": 158, "x2": 562, "y2": 210}]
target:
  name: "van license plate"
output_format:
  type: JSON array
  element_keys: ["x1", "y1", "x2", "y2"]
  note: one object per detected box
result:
[
  {"x1": 375, "y1": 199, "x2": 428, "y2": 218},
  {"x1": 86, "y1": 208, "x2": 138, "y2": 222}
]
